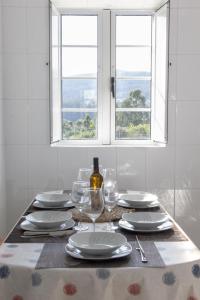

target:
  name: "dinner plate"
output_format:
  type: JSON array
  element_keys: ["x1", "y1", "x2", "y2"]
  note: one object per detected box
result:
[
  {"x1": 25, "y1": 211, "x2": 72, "y2": 229},
  {"x1": 122, "y1": 212, "x2": 169, "y2": 229},
  {"x1": 33, "y1": 200, "x2": 74, "y2": 209},
  {"x1": 20, "y1": 219, "x2": 75, "y2": 232},
  {"x1": 119, "y1": 219, "x2": 173, "y2": 232},
  {"x1": 117, "y1": 199, "x2": 160, "y2": 209},
  {"x1": 65, "y1": 242, "x2": 132, "y2": 260},
  {"x1": 69, "y1": 232, "x2": 127, "y2": 255},
  {"x1": 35, "y1": 193, "x2": 70, "y2": 207},
  {"x1": 118, "y1": 191, "x2": 158, "y2": 206}
]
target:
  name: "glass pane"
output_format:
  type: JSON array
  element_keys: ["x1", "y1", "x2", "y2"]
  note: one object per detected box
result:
[
  {"x1": 62, "y1": 47, "x2": 97, "y2": 77},
  {"x1": 62, "y1": 79, "x2": 97, "y2": 108},
  {"x1": 115, "y1": 112, "x2": 150, "y2": 139},
  {"x1": 62, "y1": 15, "x2": 97, "y2": 45},
  {"x1": 62, "y1": 112, "x2": 97, "y2": 140},
  {"x1": 116, "y1": 16, "x2": 151, "y2": 46},
  {"x1": 116, "y1": 79, "x2": 151, "y2": 108},
  {"x1": 116, "y1": 47, "x2": 151, "y2": 77}
]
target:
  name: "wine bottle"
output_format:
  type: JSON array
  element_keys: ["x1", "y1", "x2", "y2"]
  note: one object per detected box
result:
[{"x1": 90, "y1": 157, "x2": 103, "y2": 189}]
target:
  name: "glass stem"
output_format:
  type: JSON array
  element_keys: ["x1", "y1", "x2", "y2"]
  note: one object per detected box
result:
[
  {"x1": 93, "y1": 220, "x2": 95, "y2": 232},
  {"x1": 108, "y1": 208, "x2": 112, "y2": 229},
  {"x1": 108, "y1": 192, "x2": 112, "y2": 229}
]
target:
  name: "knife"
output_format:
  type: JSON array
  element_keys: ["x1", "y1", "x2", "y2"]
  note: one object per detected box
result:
[{"x1": 22, "y1": 229, "x2": 74, "y2": 237}]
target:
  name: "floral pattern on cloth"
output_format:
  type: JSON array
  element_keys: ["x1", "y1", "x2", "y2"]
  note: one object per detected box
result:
[
  {"x1": 128, "y1": 283, "x2": 141, "y2": 295},
  {"x1": 162, "y1": 271, "x2": 176, "y2": 285},
  {"x1": 192, "y1": 264, "x2": 200, "y2": 278},
  {"x1": 63, "y1": 283, "x2": 77, "y2": 295},
  {"x1": 0, "y1": 265, "x2": 10, "y2": 279},
  {"x1": 32, "y1": 272, "x2": 42, "y2": 287},
  {"x1": 12, "y1": 295, "x2": 23, "y2": 300},
  {"x1": 6, "y1": 245, "x2": 18, "y2": 248},
  {"x1": 96, "y1": 269, "x2": 110, "y2": 280}
]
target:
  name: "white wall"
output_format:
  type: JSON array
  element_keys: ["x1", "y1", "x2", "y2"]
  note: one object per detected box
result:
[
  {"x1": 0, "y1": 0, "x2": 7, "y2": 236},
  {"x1": 1, "y1": 0, "x2": 200, "y2": 246}
]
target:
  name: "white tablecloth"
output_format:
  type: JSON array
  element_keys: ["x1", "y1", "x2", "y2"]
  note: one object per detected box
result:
[{"x1": 0, "y1": 223, "x2": 200, "y2": 300}]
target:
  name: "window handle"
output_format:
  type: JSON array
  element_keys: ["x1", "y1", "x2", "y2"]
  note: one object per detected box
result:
[{"x1": 111, "y1": 77, "x2": 115, "y2": 98}]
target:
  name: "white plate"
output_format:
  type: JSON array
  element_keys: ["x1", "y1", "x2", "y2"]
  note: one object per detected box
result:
[
  {"x1": 119, "y1": 219, "x2": 173, "y2": 232},
  {"x1": 118, "y1": 199, "x2": 160, "y2": 209},
  {"x1": 25, "y1": 211, "x2": 72, "y2": 229},
  {"x1": 20, "y1": 219, "x2": 75, "y2": 232},
  {"x1": 33, "y1": 200, "x2": 74, "y2": 209},
  {"x1": 122, "y1": 212, "x2": 169, "y2": 229},
  {"x1": 35, "y1": 193, "x2": 70, "y2": 207},
  {"x1": 65, "y1": 242, "x2": 132, "y2": 260},
  {"x1": 69, "y1": 232, "x2": 127, "y2": 255},
  {"x1": 118, "y1": 191, "x2": 158, "y2": 206}
]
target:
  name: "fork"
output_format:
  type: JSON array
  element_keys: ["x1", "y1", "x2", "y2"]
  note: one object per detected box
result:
[{"x1": 135, "y1": 235, "x2": 148, "y2": 263}]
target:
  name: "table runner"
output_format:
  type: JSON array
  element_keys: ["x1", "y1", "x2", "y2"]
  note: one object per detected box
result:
[{"x1": 36, "y1": 240, "x2": 165, "y2": 269}]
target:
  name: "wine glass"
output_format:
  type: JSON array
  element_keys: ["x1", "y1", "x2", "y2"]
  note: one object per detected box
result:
[
  {"x1": 77, "y1": 168, "x2": 92, "y2": 182},
  {"x1": 82, "y1": 188, "x2": 104, "y2": 232},
  {"x1": 103, "y1": 181, "x2": 119, "y2": 231},
  {"x1": 71, "y1": 181, "x2": 90, "y2": 231},
  {"x1": 103, "y1": 168, "x2": 117, "y2": 184}
]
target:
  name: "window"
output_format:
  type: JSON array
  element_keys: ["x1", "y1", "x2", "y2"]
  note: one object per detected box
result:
[{"x1": 50, "y1": 2, "x2": 169, "y2": 146}]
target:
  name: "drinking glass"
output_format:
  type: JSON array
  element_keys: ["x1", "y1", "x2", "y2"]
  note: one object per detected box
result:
[
  {"x1": 103, "y1": 181, "x2": 119, "y2": 230},
  {"x1": 82, "y1": 188, "x2": 104, "y2": 232},
  {"x1": 77, "y1": 168, "x2": 92, "y2": 182},
  {"x1": 71, "y1": 181, "x2": 90, "y2": 231}
]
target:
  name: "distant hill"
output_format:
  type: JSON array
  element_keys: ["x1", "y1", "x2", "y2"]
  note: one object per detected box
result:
[{"x1": 62, "y1": 71, "x2": 151, "y2": 121}]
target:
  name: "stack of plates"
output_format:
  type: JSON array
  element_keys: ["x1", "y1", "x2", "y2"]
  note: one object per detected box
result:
[
  {"x1": 65, "y1": 232, "x2": 132, "y2": 260},
  {"x1": 20, "y1": 211, "x2": 75, "y2": 231},
  {"x1": 119, "y1": 212, "x2": 173, "y2": 232},
  {"x1": 33, "y1": 192, "x2": 74, "y2": 209},
  {"x1": 118, "y1": 191, "x2": 159, "y2": 209}
]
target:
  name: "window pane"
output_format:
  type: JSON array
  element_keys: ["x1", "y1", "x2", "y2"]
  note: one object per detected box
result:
[
  {"x1": 62, "y1": 16, "x2": 97, "y2": 45},
  {"x1": 116, "y1": 16, "x2": 151, "y2": 46},
  {"x1": 62, "y1": 47, "x2": 97, "y2": 77},
  {"x1": 115, "y1": 112, "x2": 150, "y2": 139},
  {"x1": 116, "y1": 47, "x2": 151, "y2": 76},
  {"x1": 62, "y1": 79, "x2": 97, "y2": 108},
  {"x1": 62, "y1": 112, "x2": 97, "y2": 140},
  {"x1": 116, "y1": 79, "x2": 151, "y2": 108}
]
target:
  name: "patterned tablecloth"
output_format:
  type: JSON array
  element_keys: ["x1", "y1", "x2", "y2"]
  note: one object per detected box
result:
[{"x1": 0, "y1": 206, "x2": 200, "y2": 300}]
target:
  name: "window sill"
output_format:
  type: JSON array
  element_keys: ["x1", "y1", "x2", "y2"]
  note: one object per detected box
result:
[{"x1": 51, "y1": 140, "x2": 167, "y2": 148}]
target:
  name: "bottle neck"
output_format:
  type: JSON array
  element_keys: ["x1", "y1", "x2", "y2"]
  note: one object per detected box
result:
[{"x1": 93, "y1": 158, "x2": 99, "y2": 173}]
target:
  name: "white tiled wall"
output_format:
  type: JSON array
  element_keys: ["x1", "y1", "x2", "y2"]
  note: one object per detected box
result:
[{"x1": 1, "y1": 0, "x2": 200, "y2": 247}]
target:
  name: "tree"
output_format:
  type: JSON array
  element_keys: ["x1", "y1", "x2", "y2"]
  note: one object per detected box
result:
[
  {"x1": 83, "y1": 114, "x2": 91, "y2": 130},
  {"x1": 121, "y1": 89, "x2": 146, "y2": 108},
  {"x1": 116, "y1": 89, "x2": 150, "y2": 139}
]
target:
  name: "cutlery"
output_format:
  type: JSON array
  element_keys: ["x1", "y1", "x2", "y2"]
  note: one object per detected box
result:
[
  {"x1": 135, "y1": 235, "x2": 148, "y2": 263},
  {"x1": 21, "y1": 229, "x2": 74, "y2": 238}
]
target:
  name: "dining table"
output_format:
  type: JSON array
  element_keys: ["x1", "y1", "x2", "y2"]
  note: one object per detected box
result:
[{"x1": 0, "y1": 191, "x2": 200, "y2": 300}]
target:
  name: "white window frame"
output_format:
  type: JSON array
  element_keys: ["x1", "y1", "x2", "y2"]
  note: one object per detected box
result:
[
  {"x1": 59, "y1": 9, "x2": 103, "y2": 145},
  {"x1": 110, "y1": 10, "x2": 154, "y2": 145},
  {"x1": 50, "y1": 3, "x2": 169, "y2": 147}
]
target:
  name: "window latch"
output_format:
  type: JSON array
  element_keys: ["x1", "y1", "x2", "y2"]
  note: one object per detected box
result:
[{"x1": 111, "y1": 77, "x2": 115, "y2": 98}]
